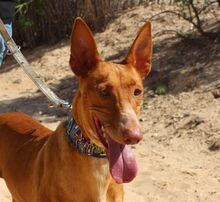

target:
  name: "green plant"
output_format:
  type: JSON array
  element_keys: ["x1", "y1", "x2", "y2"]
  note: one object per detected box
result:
[
  {"x1": 15, "y1": 0, "x2": 33, "y2": 29},
  {"x1": 155, "y1": 84, "x2": 168, "y2": 95}
]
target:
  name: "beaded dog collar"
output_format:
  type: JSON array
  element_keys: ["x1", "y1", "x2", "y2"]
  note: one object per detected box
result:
[{"x1": 66, "y1": 115, "x2": 107, "y2": 158}]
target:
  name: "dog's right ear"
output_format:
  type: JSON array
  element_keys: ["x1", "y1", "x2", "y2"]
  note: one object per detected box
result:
[{"x1": 69, "y1": 17, "x2": 101, "y2": 77}]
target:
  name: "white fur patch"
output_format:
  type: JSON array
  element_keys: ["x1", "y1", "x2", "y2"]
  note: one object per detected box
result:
[{"x1": 91, "y1": 159, "x2": 110, "y2": 202}]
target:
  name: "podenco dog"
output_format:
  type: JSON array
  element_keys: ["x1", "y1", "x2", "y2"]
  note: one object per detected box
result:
[{"x1": 0, "y1": 18, "x2": 152, "y2": 202}]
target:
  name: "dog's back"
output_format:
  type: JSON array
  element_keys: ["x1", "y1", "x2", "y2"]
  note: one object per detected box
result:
[{"x1": 0, "y1": 112, "x2": 51, "y2": 183}]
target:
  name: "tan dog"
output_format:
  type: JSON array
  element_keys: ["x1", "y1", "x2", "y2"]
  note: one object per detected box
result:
[{"x1": 0, "y1": 18, "x2": 152, "y2": 202}]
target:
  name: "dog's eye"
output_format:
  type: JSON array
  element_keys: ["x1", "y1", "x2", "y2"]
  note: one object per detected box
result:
[
  {"x1": 100, "y1": 89, "x2": 111, "y2": 97},
  {"x1": 134, "y1": 89, "x2": 142, "y2": 96}
]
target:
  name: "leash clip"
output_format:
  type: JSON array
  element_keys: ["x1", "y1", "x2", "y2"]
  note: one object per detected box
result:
[{"x1": 7, "y1": 42, "x2": 21, "y2": 55}]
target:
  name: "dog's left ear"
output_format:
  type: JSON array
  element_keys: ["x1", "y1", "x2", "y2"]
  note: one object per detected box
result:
[
  {"x1": 124, "y1": 21, "x2": 152, "y2": 80},
  {"x1": 69, "y1": 17, "x2": 102, "y2": 77}
]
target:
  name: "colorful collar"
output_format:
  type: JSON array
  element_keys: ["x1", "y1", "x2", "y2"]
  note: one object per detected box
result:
[{"x1": 66, "y1": 115, "x2": 107, "y2": 158}]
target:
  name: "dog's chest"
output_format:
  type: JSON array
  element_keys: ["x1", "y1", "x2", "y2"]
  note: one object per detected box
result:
[{"x1": 91, "y1": 159, "x2": 110, "y2": 201}]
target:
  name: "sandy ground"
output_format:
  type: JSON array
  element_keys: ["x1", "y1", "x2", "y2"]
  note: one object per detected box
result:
[{"x1": 0, "y1": 4, "x2": 220, "y2": 202}]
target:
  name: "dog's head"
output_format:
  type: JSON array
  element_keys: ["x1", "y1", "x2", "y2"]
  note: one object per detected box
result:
[{"x1": 69, "y1": 18, "x2": 152, "y2": 184}]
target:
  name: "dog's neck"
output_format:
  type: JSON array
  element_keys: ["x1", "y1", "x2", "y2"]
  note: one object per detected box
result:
[
  {"x1": 70, "y1": 91, "x2": 108, "y2": 150},
  {"x1": 66, "y1": 115, "x2": 107, "y2": 158},
  {"x1": 72, "y1": 92, "x2": 91, "y2": 135}
]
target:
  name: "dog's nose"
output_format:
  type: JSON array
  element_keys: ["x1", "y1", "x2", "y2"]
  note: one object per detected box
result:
[{"x1": 122, "y1": 127, "x2": 143, "y2": 144}]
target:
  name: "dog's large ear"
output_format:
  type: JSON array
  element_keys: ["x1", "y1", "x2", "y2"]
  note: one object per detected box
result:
[
  {"x1": 69, "y1": 17, "x2": 101, "y2": 77},
  {"x1": 124, "y1": 21, "x2": 152, "y2": 80}
]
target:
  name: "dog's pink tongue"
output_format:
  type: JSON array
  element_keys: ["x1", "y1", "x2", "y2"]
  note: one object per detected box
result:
[{"x1": 108, "y1": 138, "x2": 137, "y2": 184}]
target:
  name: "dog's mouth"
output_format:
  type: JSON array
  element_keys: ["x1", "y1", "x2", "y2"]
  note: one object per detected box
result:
[
  {"x1": 93, "y1": 117, "x2": 108, "y2": 149},
  {"x1": 93, "y1": 116, "x2": 137, "y2": 184}
]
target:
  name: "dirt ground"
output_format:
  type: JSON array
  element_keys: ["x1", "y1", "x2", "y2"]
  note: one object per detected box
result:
[{"x1": 0, "y1": 4, "x2": 220, "y2": 202}]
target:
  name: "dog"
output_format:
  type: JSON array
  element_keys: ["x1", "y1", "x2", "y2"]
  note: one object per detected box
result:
[{"x1": 0, "y1": 18, "x2": 152, "y2": 202}]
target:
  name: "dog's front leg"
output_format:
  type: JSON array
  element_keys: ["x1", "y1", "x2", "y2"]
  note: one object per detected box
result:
[{"x1": 106, "y1": 180, "x2": 124, "y2": 202}]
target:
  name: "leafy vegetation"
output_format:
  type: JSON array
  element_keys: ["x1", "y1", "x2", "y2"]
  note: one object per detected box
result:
[
  {"x1": 174, "y1": 0, "x2": 220, "y2": 39},
  {"x1": 13, "y1": 0, "x2": 220, "y2": 48}
]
